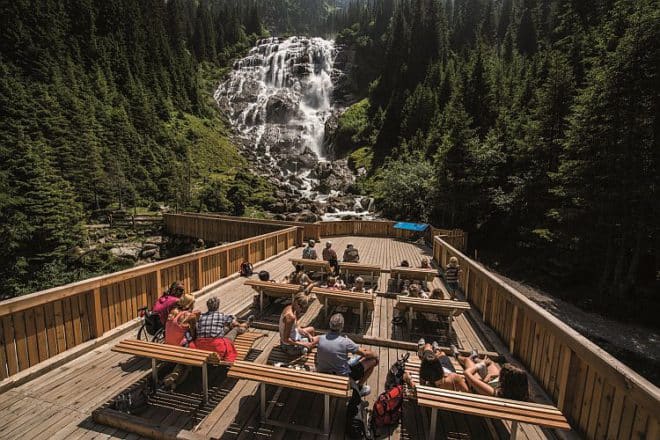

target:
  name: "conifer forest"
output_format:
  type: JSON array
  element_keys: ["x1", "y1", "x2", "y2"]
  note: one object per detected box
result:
[{"x1": 0, "y1": 0, "x2": 658, "y2": 330}]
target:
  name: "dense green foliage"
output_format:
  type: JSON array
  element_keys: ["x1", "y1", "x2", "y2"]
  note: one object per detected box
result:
[
  {"x1": 331, "y1": 0, "x2": 659, "y2": 325},
  {"x1": 0, "y1": 0, "x2": 273, "y2": 296}
]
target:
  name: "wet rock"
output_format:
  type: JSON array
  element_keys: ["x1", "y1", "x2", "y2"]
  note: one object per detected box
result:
[
  {"x1": 110, "y1": 245, "x2": 141, "y2": 261},
  {"x1": 141, "y1": 248, "x2": 159, "y2": 259}
]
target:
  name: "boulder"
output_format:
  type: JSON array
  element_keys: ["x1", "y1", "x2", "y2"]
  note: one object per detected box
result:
[
  {"x1": 140, "y1": 248, "x2": 159, "y2": 259},
  {"x1": 110, "y1": 245, "x2": 141, "y2": 261}
]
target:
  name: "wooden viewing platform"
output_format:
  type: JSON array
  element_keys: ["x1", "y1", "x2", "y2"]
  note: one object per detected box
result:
[{"x1": 0, "y1": 214, "x2": 657, "y2": 439}]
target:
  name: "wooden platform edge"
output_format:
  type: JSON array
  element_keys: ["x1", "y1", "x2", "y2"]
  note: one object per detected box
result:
[
  {"x1": 93, "y1": 407, "x2": 206, "y2": 440},
  {"x1": 0, "y1": 247, "x2": 294, "y2": 395}
]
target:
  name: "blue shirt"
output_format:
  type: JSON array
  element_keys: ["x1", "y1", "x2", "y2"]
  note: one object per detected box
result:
[{"x1": 316, "y1": 332, "x2": 359, "y2": 376}]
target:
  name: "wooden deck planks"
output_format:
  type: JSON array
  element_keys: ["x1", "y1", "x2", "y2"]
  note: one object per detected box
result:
[{"x1": 0, "y1": 237, "x2": 569, "y2": 440}]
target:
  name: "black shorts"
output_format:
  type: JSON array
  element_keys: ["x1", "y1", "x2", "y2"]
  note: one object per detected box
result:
[{"x1": 349, "y1": 362, "x2": 365, "y2": 381}]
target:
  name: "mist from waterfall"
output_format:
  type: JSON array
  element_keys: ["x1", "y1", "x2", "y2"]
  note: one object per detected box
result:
[{"x1": 214, "y1": 36, "x2": 336, "y2": 159}]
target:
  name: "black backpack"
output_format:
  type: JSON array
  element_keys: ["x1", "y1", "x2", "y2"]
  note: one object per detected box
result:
[
  {"x1": 240, "y1": 261, "x2": 253, "y2": 276},
  {"x1": 113, "y1": 381, "x2": 152, "y2": 414},
  {"x1": 346, "y1": 379, "x2": 373, "y2": 439}
]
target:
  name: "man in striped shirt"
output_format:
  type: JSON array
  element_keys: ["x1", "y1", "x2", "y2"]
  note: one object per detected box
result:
[{"x1": 443, "y1": 257, "x2": 461, "y2": 300}]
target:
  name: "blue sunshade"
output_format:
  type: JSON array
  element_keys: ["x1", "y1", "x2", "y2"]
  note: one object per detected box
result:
[{"x1": 393, "y1": 222, "x2": 429, "y2": 232}]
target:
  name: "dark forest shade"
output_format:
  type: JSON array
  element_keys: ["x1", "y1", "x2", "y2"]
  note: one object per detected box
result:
[
  {"x1": 0, "y1": 0, "x2": 657, "y2": 328},
  {"x1": 329, "y1": 0, "x2": 658, "y2": 326},
  {"x1": 0, "y1": 0, "x2": 268, "y2": 295}
]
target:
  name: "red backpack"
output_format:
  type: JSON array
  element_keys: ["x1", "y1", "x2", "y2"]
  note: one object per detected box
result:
[{"x1": 371, "y1": 384, "x2": 404, "y2": 428}]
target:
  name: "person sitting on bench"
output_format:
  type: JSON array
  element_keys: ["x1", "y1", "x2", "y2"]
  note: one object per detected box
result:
[
  {"x1": 342, "y1": 243, "x2": 360, "y2": 263},
  {"x1": 419, "y1": 257, "x2": 431, "y2": 269},
  {"x1": 285, "y1": 263, "x2": 313, "y2": 291},
  {"x1": 351, "y1": 276, "x2": 371, "y2": 294},
  {"x1": 316, "y1": 313, "x2": 379, "y2": 396},
  {"x1": 416, "y1": 339, "x2": 469, "y2": 392},
  {"x1": 302, "y1": 239, "x2": 318, "y2": 260},
  {"x1": 189, "y1": 296, "x2": 254, "y2": 362},
  {"x1": 153, "y1": 281, "x2": 184, "y2": 328},
  {"x1": 279, "y1": 293, "x2": 317, "y2": 356},
  {"x1": 322, "y1": 241, "x2": 339, "y2": 275},
  {"x1": 323, "y1": 276, "x2": 345, "y2": 290},
  {"x1": 453, "y1": 346, "x2": 529, "y2": 400},
  {"x1": 429, "y1": 287, "x2": 444, "y2": 300}
]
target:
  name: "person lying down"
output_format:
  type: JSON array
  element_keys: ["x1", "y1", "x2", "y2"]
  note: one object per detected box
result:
[{"x1": 416, "y1": 339, "x2": 529, "y2": 401}]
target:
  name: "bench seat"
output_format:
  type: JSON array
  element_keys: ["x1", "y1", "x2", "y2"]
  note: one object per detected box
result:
[
  {"x1": 390, "y1": 266, "x2": 437, "y2": 282},
  {"x1": 415, "y1": 385, "x2": 571, "y2": 439},
  {"x1": 337, "y1": 262, "x2": 381, "y2": 286},
  {"x1": 396, "y1": 296, "x2": 470, "y2": 335},
  {"x1": 112, "y1": 332, "x2": 265, "y2": 402},
  {"x1": 244, "y1": 279, "x2": 302, "y2": 313},
  {"x1": 312, "y1": 287, "x2": 375, "y2": 329},
  {"x1": 228, "y1": 360, "x2": 350, "y2": 436}
]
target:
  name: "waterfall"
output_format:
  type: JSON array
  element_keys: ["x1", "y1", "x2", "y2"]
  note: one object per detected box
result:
[
  {"x1": 215, "y1": 36, "x2": 336, "y2": 159},
  {"x1": 214, "y1": 36, "x2": 375, "y2": 222}
]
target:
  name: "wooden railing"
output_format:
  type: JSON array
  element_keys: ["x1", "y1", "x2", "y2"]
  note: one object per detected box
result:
[
  {"x1": 0, "y1": 226, "x2": 297, "y2": 379},
  {"x1": 433, "y1": 236, "x2": 660, "y2": 440},
  {"x1": 170, "y1": 213, "x2": 467, "y2": 251}
]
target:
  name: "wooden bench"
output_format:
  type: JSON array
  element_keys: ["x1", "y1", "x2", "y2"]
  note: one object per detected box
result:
[
  {"x1": 112, "y1": 332, "x2": 266, "y2": 402},
  {"x1": 415, "y1": 385, "x2": 571, "y2": 439},
  {"x1": 244, "y1": 279, "x2": 303, "y2": 313},
  {"x1": 312, "y1": 286, "x2": 375, "y2": 329},
  {"x1": 289, "y1": 258, "x2": 331, "y2": 278},
  {"x1": 228, "y1": 360, "x2": 351, "y2": 436},
  {"x1": 395, "y1": 296, "x2": 471, "y2": 335},
  {"x1": 268, "y1": 344, "x2": 317, "y2": 370},
  {"x1": 390, "y1": 266, "x2": 438, "y2": 283},
  {"x1": 337, "y1": 262, "x2": 381, "y2": 286}
]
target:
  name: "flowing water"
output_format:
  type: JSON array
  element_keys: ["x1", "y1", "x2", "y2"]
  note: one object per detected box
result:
[{"x1": 215, "y1": 36, "x2": 374, "y2": 220}]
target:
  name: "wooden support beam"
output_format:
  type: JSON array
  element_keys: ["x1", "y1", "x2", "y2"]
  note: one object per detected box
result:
[{"x1": 92, "y1": 287, "x2": 103, "y2": 337}]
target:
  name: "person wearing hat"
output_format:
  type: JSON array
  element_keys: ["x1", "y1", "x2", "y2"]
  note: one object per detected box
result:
[
  {"x1": 342, "y1": 243, "x2": 359, "y2": 263},
  {"x1": 316, "y1": 313, "x2": 378, "y2": 396},
  {"x1": 302, "y1": 239, "x2": 318, "y2": 260},
  {"x1": 164, "y1": 293, "x2": 199, "y2": 347},
  {"x1": 322, "y1": 241, "x2": 339, "y2": 275}
]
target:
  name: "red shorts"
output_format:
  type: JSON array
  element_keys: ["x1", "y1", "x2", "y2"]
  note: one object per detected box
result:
[{"x1": 190, "y1": 337, "x2": 237, "y2": 362}]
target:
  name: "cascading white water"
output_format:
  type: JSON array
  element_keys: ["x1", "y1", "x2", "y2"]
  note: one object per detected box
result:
[
  {"x1": 214, "y1": 36, "x2": 375, "y2": 221},
  {"x1": 215, "y1": 36, "x2": 336, "y2": 159}
]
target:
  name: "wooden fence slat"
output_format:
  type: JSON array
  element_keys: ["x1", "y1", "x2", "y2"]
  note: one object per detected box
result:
[
  {"x1": 78, "y1": 292, "x2": 91, "y2": 342},
  {"x1": 70, "y1": 294, "x2": 83, "y2": 346},
  {"x1": 62, "y1": 297, "x2": 75, "y2": 350},
  {"x1": 1, "y1": 316, "x2": 18, "y2": 376},
  {"x1": 12, "y1": 312, "x2": 29, "y2": 371},
  {"x1": 43, "y1": 302, "x2": 58, "y2": 357},
  {"x1": 33, "y1": 305, "x2": 49, "y2": 363},
  {"x1": 23, "y1": 308, "x2": 39, "y2": 367}
]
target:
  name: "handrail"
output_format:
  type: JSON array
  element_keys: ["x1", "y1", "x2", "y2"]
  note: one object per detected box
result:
[
  {"x1": 0, "y1": 225, "x2": 298, "y2": 379},
  {"x1": 433, "y1": 236, "x2": 660, "y2": 439},
  {"x1": 171, "y1": 212, "x2": 468, "y2": 251}
]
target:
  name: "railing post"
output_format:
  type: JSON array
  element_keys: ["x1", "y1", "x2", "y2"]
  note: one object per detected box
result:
[
  {"x1": 225, "y1": 250, "x2": 230, "y2": 277},
  {"x1": 296, "y1": 227, "x2": 304, "y2": 246},
  {"x1": 155, "y1": 269, "x2": 162, "y2": 297},
  {"x1": 509, "y1": 305, "x2": 519, "y2": 353},
  {"x1": 196, "y1": 257, "x2": 204, "y2": 291},
  {"x1": 92, "y1": 286, "x2": 103, "y2": 338}
]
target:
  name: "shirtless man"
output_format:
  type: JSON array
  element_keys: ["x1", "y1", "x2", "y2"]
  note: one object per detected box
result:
[{"x1": 279, "y1": 293, "x2": 318, "y2": 356}]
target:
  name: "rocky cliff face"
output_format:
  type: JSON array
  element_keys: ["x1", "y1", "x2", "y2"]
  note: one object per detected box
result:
[{"x1": 214, "y1": 36, "x2": 374, "y2": 220}]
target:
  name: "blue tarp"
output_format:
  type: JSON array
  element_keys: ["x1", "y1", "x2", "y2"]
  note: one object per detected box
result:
[{"x1": 393, "y1": 222, "x2": 429, "y2": 232}]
